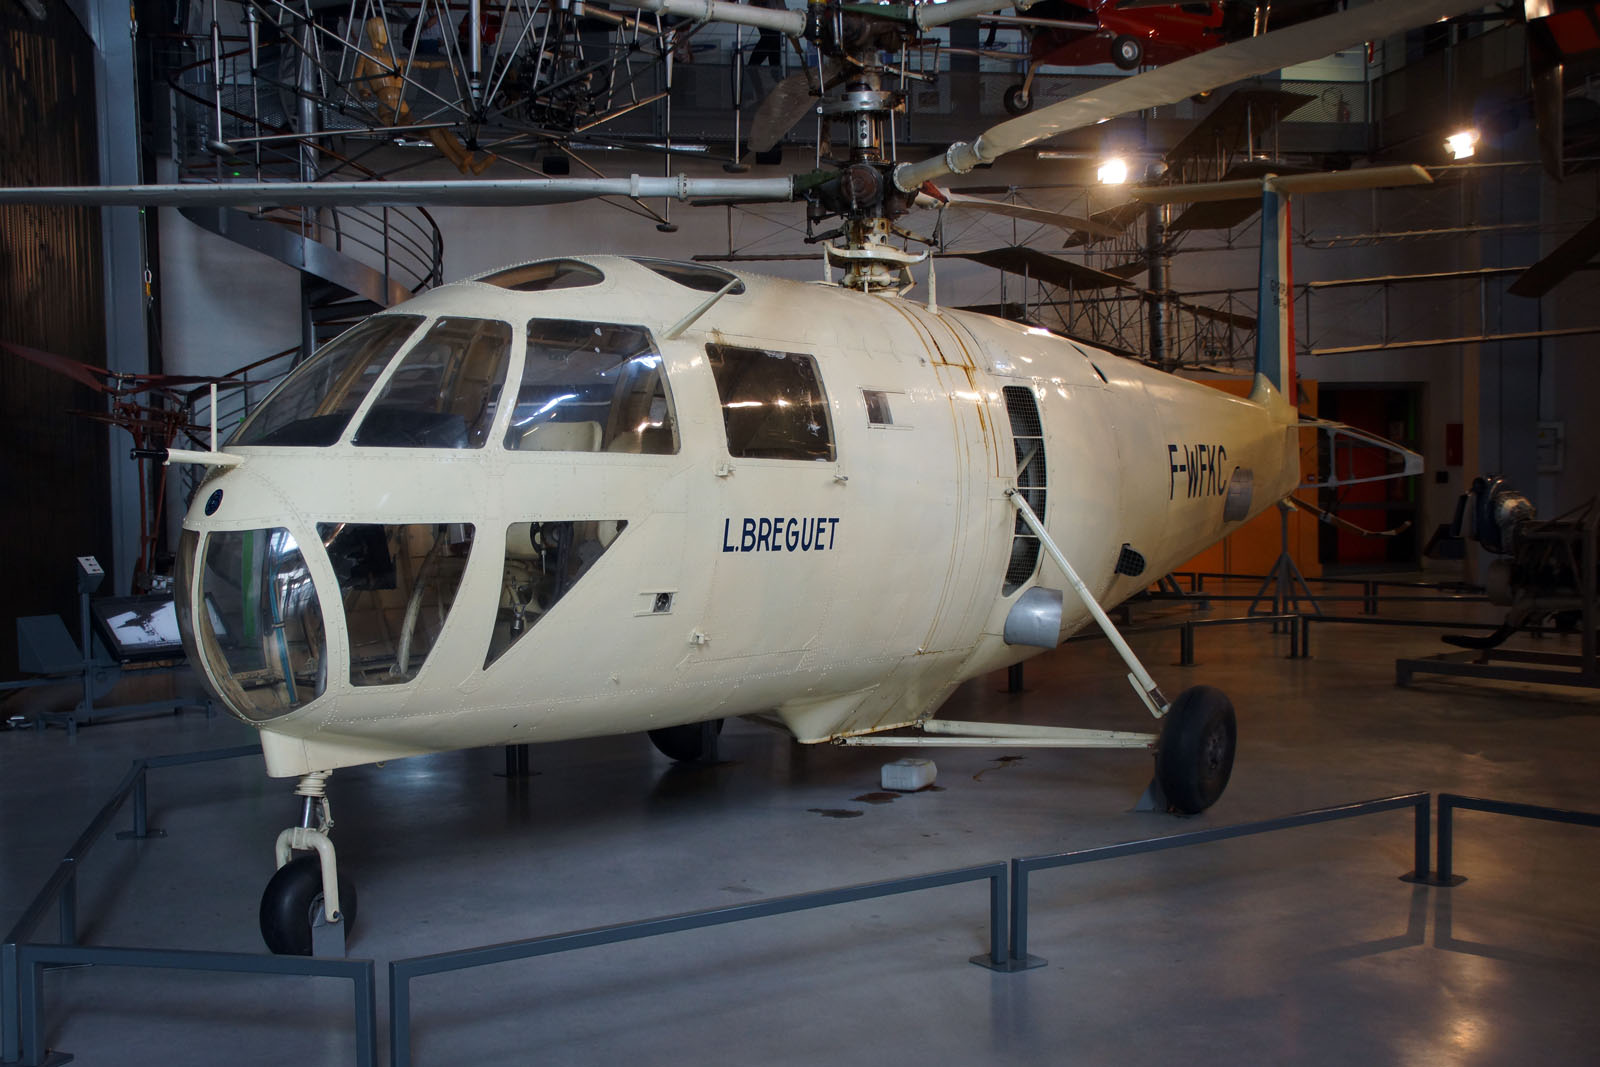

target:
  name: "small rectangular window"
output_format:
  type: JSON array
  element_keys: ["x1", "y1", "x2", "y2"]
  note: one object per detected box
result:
[
  {"x1": 706, "y1": 343, "x2": 834, "y2": 461},
  {"x1": 863, "y1": 389, "x2": 894, "y2": 426}
]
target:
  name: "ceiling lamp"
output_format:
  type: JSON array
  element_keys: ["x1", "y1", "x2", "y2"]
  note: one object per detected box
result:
[
  {"x1": 1445, "y1": 129, "x2": 1479, "y2": 160},
  {"x1": 1097, "y1": 157, "x2": 1129, "y2": 185}
]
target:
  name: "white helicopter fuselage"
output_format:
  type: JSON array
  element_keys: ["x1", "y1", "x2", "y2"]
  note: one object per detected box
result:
[{"x1": 176, "y1": 255, "x2": 1298, "y2": 778}]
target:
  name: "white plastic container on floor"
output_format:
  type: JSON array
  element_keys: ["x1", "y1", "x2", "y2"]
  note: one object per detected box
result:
[{"x1": 881, "y1": 757, "x2": 937, "y2": 792}]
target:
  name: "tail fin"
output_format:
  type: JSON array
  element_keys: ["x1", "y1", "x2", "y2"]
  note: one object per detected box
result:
[
  {"x1": 1252, "y1": 186, "x2": 1294, "y2": 403},
  {"x1": 1129, "y1": 164, "x2": 1433, "y2": 408}
]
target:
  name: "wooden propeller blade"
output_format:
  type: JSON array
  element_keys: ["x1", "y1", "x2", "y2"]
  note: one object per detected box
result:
[{"x1": 1509, "y1": 216, "x2": 1600, "y2": 298}]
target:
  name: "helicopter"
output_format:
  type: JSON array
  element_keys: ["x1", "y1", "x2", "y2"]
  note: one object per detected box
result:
[{"x1": 0, "y1": 0, "x2": 1480, "y2": 955}]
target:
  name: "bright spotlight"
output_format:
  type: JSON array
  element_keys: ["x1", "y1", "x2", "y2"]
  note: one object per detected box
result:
[
  {"x1": 1097, "y1": 157, "x2": 1129, "y2": 185},
  {"x1": 1445, "y1": 129, "x2": 1478, "y2": 160}
]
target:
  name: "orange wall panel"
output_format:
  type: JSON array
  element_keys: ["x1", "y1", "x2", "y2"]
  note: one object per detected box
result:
[{"x1": 1172, "y1": 379, "x2": 1320, "y2": 580}]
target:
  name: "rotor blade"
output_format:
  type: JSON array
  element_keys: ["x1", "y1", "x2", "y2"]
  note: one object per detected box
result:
[
  {"x1": 894, "y1": 0, "x2": 1492, "y2": 190},
  {"x1": 1509, "y1": 216, "x2": 1600, "y2": 298},
  {"x1": 748, "y1": 58, "x2": 847, "y2": 155},
  {"x1": 932, "y1": 190, "x2": 1125, "y2": 239},
  {"x1": 0, "y1": 176, "x2": 797, "y2": 208},
  {"x1": 605, "y1": 0, "x2": 805, "y2": 37},
  {"x1": 943, "y1": 247, "x2": 1138, "y2": 291},
  {"x1": 1128, "y1": 164, "x2": 1434, "y2": 204},
  {"x1": 1, "y1": 340, "x2": 112, "y2": 392}
]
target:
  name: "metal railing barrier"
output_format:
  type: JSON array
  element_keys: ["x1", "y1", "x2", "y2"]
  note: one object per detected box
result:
[
  {"x1": 19, "y1": 739, "x2": 1594, "y2": 1067},
  {"x1": 1003, "y1": 793, "x2": 1433, "y2": 968},
  {"x1": 13, "y1": 946, "x2": 375, "y2": 1067},
  {"x1": 389, "y1": 862, "x2": 1009, "y2": 1067},
  {"x1": 1434, "y1": 794, "x2": 1600, "y2": 886},
  {"x1": 1, "y1": 745, "x2": 378, "y2": 1067}
]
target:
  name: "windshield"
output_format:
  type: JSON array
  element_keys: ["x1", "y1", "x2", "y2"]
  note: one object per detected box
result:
[
  {"x1": 232, "y1": 315, "x2": 423, "y2": 446},
  {"x1": 352, "y1": 317, "x2": 513, "y2": 448}
]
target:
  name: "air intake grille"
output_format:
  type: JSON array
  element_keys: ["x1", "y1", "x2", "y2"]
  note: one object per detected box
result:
[{"x1": 1003, "y1": 386, "x2": 1047, "y2": 594}]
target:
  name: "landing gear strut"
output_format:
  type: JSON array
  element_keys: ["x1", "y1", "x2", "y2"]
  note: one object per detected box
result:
[
  {"x1": 847, "y1": 489, "x2": 1243, "y2": 813},
  {"x1": 260, "y1": 771, "x2": 357, "y2": 955}
]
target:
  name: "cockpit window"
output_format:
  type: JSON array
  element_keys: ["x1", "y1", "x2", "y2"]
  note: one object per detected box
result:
[
  {"x1": 627, "y1": 257, "x2": 745, "y2": 295},
  {"x1": 318, "y1": 521, "x2": 474, "y2": 686},
  {"x1": 476, "y1": 259, "x2": 604, "y2": 292},
  {"x1": 353, "y1": 317, "x2": 513, "y2": 449},
  {"x1": 232, "y1": 315, "x2": 423, "y2": 446},
  {"x1": 192, "y1": 527, "x2": 327, "y2": 720},
  {"x1": 504, "y1": 319, "x2": 678, "y2": 454},
  {"x1": 706, "y1": 343, "x2": 834, "y2": 461}
]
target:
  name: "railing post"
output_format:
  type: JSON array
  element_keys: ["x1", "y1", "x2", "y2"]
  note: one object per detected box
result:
[
  {"x1": 117, "y1": 763, "x2": 166, "y2": 842},
  {"x1": 389, "y1": 962, "x2": 411, "y2": 1067},
  {"x1": 1412, "y1": 795, "x2": 1430, "y2": 881},
  {"x1": 1438, "y1": 798, "x2": 1455, "y2": 883},
  {"x1": 1180, "y1": 622, "x2": 1195, "y2": 666},
  {"x1": 353, "y1": 963, "x2": 377, "y2": 1067},
  {"x1": 57, "y1": 870, "x2": 75, "y2": 947},
  {"x1": 1009, "y1": 860, "x2": 1028, "y2": 963},
  {"x1": 132, "y1": 775, "x2": 147, "y2": 838},
  {"x1": 17, "y1": 957, "x2": 39, "y2": 1067},
  {"x1": 3, "y1": 941, "x2": 17, "y2": 1065},
  {"x1": 987, "y1": 868, "x2": 1006, "y2": 967}
]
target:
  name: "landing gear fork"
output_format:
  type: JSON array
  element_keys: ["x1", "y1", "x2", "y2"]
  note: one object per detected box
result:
[{"x1": 276, "y1": 771, "x2": 343, "y2": 922}]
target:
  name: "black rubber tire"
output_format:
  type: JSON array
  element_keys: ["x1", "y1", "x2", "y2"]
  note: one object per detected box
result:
[
  {"x1": 1112, "y1": 35, "x2": 1143, "y2": 70},
  {"x1": 1155, "y1": 685, "x2": 1236, "y2": 814},
  {"x1": 648, "y1": 718, "x2": 725, "y2": 762},
  {"x1": 1002, "y1": 84, "x2": 1032, "y2": 115},
  {"x1": 260, "y1": 855, "x2": 358, "y2": 956}
]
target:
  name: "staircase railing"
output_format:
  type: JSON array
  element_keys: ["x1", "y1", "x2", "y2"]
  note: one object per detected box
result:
[{"x1": 159, "y1": 35, "x2": 445, "y2": 300}]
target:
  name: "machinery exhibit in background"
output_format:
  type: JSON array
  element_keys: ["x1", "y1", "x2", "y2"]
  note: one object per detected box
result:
[
  {"x1": 2, "y1": 0, "x2": 1487, "y2": 957},
  {"x1": 1450, "y1": 476, "x2": 1598, "y2": 648},
  {"x1": 1397, "y1": 475, "x2": 1598, "y2": 691}
]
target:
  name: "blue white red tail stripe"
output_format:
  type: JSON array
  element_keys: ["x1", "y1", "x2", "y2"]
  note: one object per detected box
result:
[{"x1": 1254, "y1": 187, "x2": 1294, "y2": 395}]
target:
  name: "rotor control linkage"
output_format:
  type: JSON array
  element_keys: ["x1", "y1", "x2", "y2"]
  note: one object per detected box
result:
[{"x1": 1005, "y1": 488, "x2": 1170, "y2": 718}]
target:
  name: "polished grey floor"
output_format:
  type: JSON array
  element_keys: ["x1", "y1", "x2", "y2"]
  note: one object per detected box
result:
[{"x1": 3, "y1": 586, "x2": 1599, "y2": 1065}]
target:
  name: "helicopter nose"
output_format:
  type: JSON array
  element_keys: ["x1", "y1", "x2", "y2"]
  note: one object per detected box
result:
[{"x1": 175, "y1": 524, "x2": 329, "y2": 724}]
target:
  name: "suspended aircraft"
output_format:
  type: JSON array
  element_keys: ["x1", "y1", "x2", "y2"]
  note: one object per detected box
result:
[
  {"x1": 995, "y1": 0, "x2": 1343, "y2": 114},
  {"x1": 0, "y1": 0, "x2": 1481, "y2": 954}
]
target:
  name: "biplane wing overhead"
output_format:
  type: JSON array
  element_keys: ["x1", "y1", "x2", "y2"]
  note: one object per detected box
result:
[{"x1": 1507, "y1": 215, "x2": 1600, "y2": 297}]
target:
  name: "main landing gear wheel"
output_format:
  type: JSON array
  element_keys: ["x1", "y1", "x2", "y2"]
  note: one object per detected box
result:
[
  {"x1": 648, "y1": 718, "x2": 724, "y2": 762},
  {"x1": 1154, "y1": 685, "x2": 1236, "y2": 814},
  {"x1": 1112, "y1": 34, "x2": 1143, "y2": 70},
  {"x1": 260, "y1": 855, "x2": 359, "y2": 956},
  {"x1": 1002, "y1": 83, "x2": 1032, "y2": 115}
]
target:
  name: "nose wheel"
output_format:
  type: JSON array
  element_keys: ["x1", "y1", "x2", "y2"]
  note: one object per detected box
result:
[{"x1": 260, "y1": 771, "x2": 357, "y2": 955}]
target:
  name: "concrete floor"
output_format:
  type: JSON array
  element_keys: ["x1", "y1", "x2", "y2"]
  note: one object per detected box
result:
[{"x1": 3, "y1": 587, "x2": 1599, "y2": 1065}]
